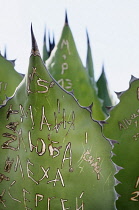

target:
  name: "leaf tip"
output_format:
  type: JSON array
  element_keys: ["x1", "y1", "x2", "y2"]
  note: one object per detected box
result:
[
  {"x1": 86, "y1": 29, "x2": 90, "y2": 45},
  {"x1": 31, "y1": 23, "x2": 40, "y2": 56},
  {"x1": 102, "y1": 63, "x2": 105, "y2": 73},
  {"x1": 65, "y1": 10, "x2": 68, "y2": 25},
  {"x1": 4, "y1": 46, "x2": 7, "y2": 59},
  {"x1": 52, "y1": 33, "x2": 55, "y2": 48},
  {"x1": 43, "y1": 27, "x2": 46, "y2": 43}
]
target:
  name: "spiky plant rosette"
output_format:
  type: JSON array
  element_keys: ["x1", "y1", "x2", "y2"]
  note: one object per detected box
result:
[{"x1": 0, "y1": 26, "x2": 116, "y2": 209}]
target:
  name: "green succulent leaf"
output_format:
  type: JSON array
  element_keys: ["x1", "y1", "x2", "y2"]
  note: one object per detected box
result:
[
  {"x1": 46, "y1": 14, "x2": 105, "y2": 121},
  {"x1": 0, "y1": 54, "x2": 23, "y2": 105},
  {"x1": 86, "y1": 31, "x2": 96, "y2": 88},
  {"x1": 0, "y1": 27, "x2": 115, "y2": 209},
  {"x1": 103, "y1": 76, "x2": 139, "y2": 209},
  {"x1": 97, "y1": 66, "x2": 113, "y2": 115},
  {"x1": 3, "y1": 48, "x2": 16, "y2": 67},
  {"x1": 48, "y1": 32, "x2": 55, "y2": 57}
]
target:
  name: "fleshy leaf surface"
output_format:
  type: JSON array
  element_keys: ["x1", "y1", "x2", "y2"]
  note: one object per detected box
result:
[
  {"x1": 46, "y1": 15, "x2": 105, "y2": 121},
  {"x1": 0, "y1": 54, "x2": 23, "y2": 105},
  {"x1": 0, "y1": 27, "x2": 115, "y2": 209},
  {"x1": 103, "y1": 76, "x2": 139, "y2": 209}
]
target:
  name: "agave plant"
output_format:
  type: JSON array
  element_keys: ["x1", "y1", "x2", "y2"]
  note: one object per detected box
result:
[
  {"x1": 0, "y1": 12, "x2": 138, "y2": 210},
  {"x1": 0, "y1": 26, "x2": 116, "y2": 209},
  {"x1": 45, "y1": 13, "x2": 105, "y2": 121}
]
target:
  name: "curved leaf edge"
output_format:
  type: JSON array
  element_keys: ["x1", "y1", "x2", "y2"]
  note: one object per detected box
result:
[
  {"x1": 0, "y1": 26, "x2": 117, "y2": 208},
  {"x1": 102, "y1": 75, "x2": 139, "y2": 202}
]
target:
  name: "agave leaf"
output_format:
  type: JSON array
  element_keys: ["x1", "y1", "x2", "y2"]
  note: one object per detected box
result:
[
  {"x1": 0, "y1": 54, "x2": 23, "y2": 105},
  {"x1": 4, "y1": 46, "x2": 7, "y2": 59},
  {"x1": 86, "y1": 32, "x2": 106, "y2": 119},
  {"x1": 0, "y1": 26, "x2": 115, "y2": 209},
  {"x1": 86, "y1": 30, "x2": 96, "y2": 88},
  {"x1": 97, "y1": 66, "x2": 113, "y2": 115},
  {"x1": 42, "y1": 27, "x2": 49, "y2": 63},
  {"x1": 48, "y1": 31, "x2": 55, "y2": 57},
  {"x1": 46, "y1": 14, "x2": 105, "y2": 121},
  {"x1": 103, "y1": 76, "x2": 139, "y2": 209},
  {"x1": 52, "y1": 33, "x2": 55, "y2": 50}
]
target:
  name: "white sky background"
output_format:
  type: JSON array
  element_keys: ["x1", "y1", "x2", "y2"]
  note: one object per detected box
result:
[{"x1": 0, "y1": 0, "x2": 139, "y2": 94}]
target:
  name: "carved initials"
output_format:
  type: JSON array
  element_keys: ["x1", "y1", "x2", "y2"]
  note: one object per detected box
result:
[
  {"x1": 61, "y1": 63, "x2": 68, "y2": 75},
  {"x1": 131, "y1": 177, "x2": 139, "y2": 201},
  {"x1": 61, "y1": 39, "x2": 71, "y2": 55},
  {"x1": 27, "y1": 159, "x2": 39, "y2": 185},
  {"x1": 40, "y1": 106, "x2": 52, "y2": 131},
  {"x1": 76, "y1": 193, "x2": 84, "y2": 210},
  {"x1": 37, "y1": 78, "x2": 49, "y2": 93},
  {"x1": 61, "y1": 198, "x2": 70, "y2": 210},
  {"x1": 2, "y1": 133, "x2": 18, "y2": 151},
  {"x1": 23, "y1": 188, "x2": 31, "y2": 210},
  {"x1": 28, "y1": 131, "x2": 46, "y2": 156},
  {"x1": 14, "y1": 155, "x2": 24, "y2": 179},
  {"x1": 4, "y1": 157, "x2": 14, "y2": 173},
  {"x1": 0, "y1": 189, "x2": 6, "y2": 207},
  {"x1": 35, "y1": 194, "x2": 44, "y2": 207},
  {"x1": 8, "y1": 181, "x2": 21, "y2": 203},
  {"x1": 6, "y1": 105, "x2": 19, "y2": 120},
  {"x1": 39, "y1": 167, "x2": 50, "y2": 182},
  {"x1": 61, "y1": 142, "x2": 72, "y2": 169},
  {"x1": 47, "y1": 168, "x2": 65, "y2": 187},
  {"x1": 48, "y1": 142, "x2": 62, "y2": 158},
  {"x1": 6, "y1": 122, "x2": 19, "y2": 132}
]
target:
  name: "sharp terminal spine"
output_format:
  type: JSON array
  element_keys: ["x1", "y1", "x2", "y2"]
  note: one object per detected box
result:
[
  {"x1": 65, "y1": 10, "x2": 68, "y2": 25},
  {"x1": 31, "y1": 24, "x2": 40, "y2": 57}
]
